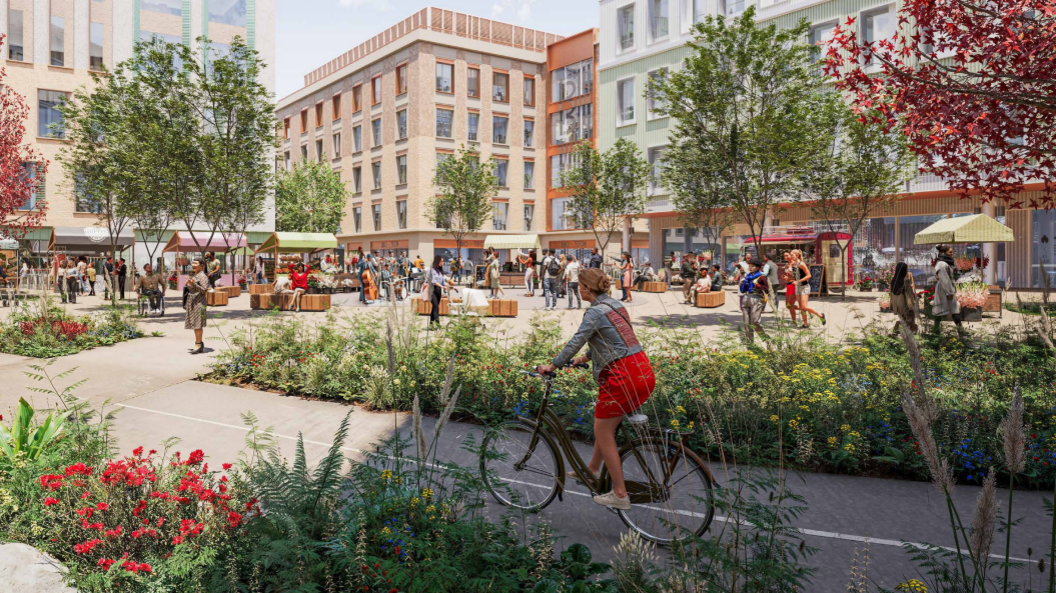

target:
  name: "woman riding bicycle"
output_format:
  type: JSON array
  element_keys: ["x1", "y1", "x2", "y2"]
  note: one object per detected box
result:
[{"x1": 536, "y1": 268, "x2": 655, "y2": 511}]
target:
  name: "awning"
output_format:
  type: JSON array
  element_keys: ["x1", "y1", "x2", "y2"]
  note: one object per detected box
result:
[
  {"x1": 483, "y1": 234, "x2": 541, "y2": 250},
  {"x1": 913, "y1": 214, "x2": 1015, "y2": 245},
  {"x1": 54, "y1": 226, "x2": 134, "y2": 251},
  {"x1": 162, "y1": 231, "x2": 247, "y2": 253},
  {"x1": 254, "y1": 232, "x2": 339, "y2": 254}
]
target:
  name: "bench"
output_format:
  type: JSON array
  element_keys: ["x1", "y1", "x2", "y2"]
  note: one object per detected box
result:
[
  {"x1": 695, "y1": 290, "x2": 725, "y2": 308},
  {"x1": 488, "y1": 299, "x2": 518, "y2": 317},
  {"x1": 206, "y1": 290, "x2": 229, "y2": 306},
  {"x1": 639, "y1": 282, "x2": 668, "y2": 293}
]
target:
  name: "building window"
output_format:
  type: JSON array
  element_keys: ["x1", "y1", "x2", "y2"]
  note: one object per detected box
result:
[
  {"x1": 726, "y1": 0, "x2": 744, "y2": 16},
  {"x1": 316, "y1": 139, "x2": 324, "y2": 162},
  {"x1": 647, "y1": 68, "x2": 668, "y2": 118},
  {"x1": 353, "y1": 126, "x2": 362, "y2": 152},
  {"x1": 862, "y1": 5, "x2": 895, "y2": 65},
  {"x1": 436, "y1": 62, "x2": 453, "y2": 93},
  {"x1": 372, "y1": 162, "x2": 382, "y2": 190},
  {"x1": 372, "y1": 75, "x2": 382, "y2": 105},
  {"x1": 468, "y1": 113, "x2": 479, "y2": 141},
  {"x1": 38, "y1": 91, "x2": 66, "y2": 138},
  {"x1": 397, "y1": 201, "x2": 408, "y2": 229},
  {"x1": 396, "y1": 110, "x2": 408, "y2": 140},
  {"x1": 332, "y1": 133, "x2": 341, "y2": 157},
  {"x1": 649, "y1": 0, "x2": 668, "y2": 40},
  {"x1": 495, "y1": 159, "x2": 509, "y2": 187},
  {"x1": 809, "y1": 23, "x2": 837, "y2": 63},
  {"x1": 493, "y1": 72, "x2": 509, "y2": 102},
  {"x1": 467, "y1": 67, "x2": 480, "y2": 98},
  {"x1": 300, "y1": 110, "x2": 308, "y2": 133},
  {"x1": 492, "y1": 202, "x2": 508, "y2": 230},
  {"x1": 284, "y1": 151, "x2": 290, "y2": 171},
  {"x1": 551, "y1": 59, "x2": 593, "y2": 102},
  {"x1": 50, "y1": 16, "x2": 65, "y2": 67},
  {"x1": 436, "y1": 151, "x2": 452, "y2": 170},
  {"x1": 372, "y1": 118, "x2": 382, "y2": 146},
  {"x1": 353, "y1": 166, "x2": 362, "y2": 193},
  {"x1": 332, "y1": 94, "x2": 342, "y2": 120},
  {"x1": 436, "y1": 108, "x2": 453, "y2": 138},
  {"x1": 301, "y1": 145, "x2": 308, "y2": 160},
  {"x1": 283, "y1": 118, "x2": 290, "y2": 140},
  {"x1": 353, "y1": 206, "x2": 362, "y2": 233},
  {"x1": 647, "y1": 146, "x2": 665, "y2": 194},
  {"x1": 550, "y1": 153, "x2": 578, "y2": 189},
  {"x1": 524, "y1": 76, "x2": 535, "y2": 106},
  {"x1": 618, "y1": 5, "x2": 635, "y2": 51},
  {"x1": 18, "y1": 163, "x2": 38, "y2": 210},
  {"x1": 89, "y1": 22, "x2": 104, "y2": 70},
  {"x1": 372, "y1": 204, "x2": 382, "y2": 231},
  {"x1": 617, "y1": 78, "x2": 636, "y2": 125},
  {"x1": 8, "y1": 10, "x2": 23, "y2": 60},
  {"x1": 396, "y1": 63, "x2": 408, "y2": 95},
  {"x1": 209, "y1": 0, "x2": 246, "y2": 27},
  {"x1": 352, "y1": 85, "x2": 362, "y2": 112},
  {"x1": 551, "y1": 197, "x2": 572, "y2": 230},
  {"x1": 493, "y1": 116, "x2": 508, "y2": 144},
  {"x1": 693, "y1": 0, "x2": 708, "y2": 23},
  {"x1": 524, "y1": 161, "x2": 535, "y2": 189},
  {"x1": 550, "y1": 105, "x2": 593, "y2": 145},
  {"x1": 524, "y1": 119, "x2": 535, "y2": 147},
  {"x1": 524, "y1": 203, "x2": 534, "y2": 230},
  {"x1": 315, "y1": 103, "x2": 324, "y2": 127},
  {"x1": 397, "y1": 154, "x2": 408, "y2": 185},
  {"x1": 142, "y1": 0, "x2": 181, "y2": 16}
]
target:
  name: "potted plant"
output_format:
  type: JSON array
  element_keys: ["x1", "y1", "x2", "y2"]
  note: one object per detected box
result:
[
  {"x1": 306, "y1": 275, "x2": 320, "y2": 294},
  {"x1": 876, "y1": 265, "x2": 896, "y2": 292},
  {"x1": 236, "y1": 274, "x2": 247, "y2": 290},
  {"x1": 956, "y1": 281, "x2": 988, "y2": 322},
  {"x1": 859, "y1": 276, "x2": 874, "y2": 292},
  {"x1": 878, "y1": 293, "x2": 891, "y2": 312}
]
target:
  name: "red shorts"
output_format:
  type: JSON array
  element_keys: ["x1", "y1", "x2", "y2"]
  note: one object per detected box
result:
[
  {"x1": 595, "y1": 351, "x2": 655, "y2": 419},
  {"x1": 785, "y1": 284, "x2": 797, "y2": 308}
]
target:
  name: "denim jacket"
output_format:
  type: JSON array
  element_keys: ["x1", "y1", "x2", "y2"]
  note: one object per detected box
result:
[{"x1": 552, "y1": 293, "x2": 643, "y2": 381}]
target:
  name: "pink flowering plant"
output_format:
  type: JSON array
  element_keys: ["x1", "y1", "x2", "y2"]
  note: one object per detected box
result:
[{"x1": 955, "y1": 281, "x2": 989, "y2": 310}]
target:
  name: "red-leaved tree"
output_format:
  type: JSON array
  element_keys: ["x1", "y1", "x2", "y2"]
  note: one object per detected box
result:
[
  {"x1": 823, "y1": 0, "x2": 1056, "y2": 208},
  {"x1": 0, "y1": 34, "x2": 48, "y2": 236}
]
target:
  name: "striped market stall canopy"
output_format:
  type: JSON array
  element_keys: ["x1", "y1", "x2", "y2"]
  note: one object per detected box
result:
[
  {"x1": 913, "y1": 214, "x2": 1015, "y2": 245},
  {"x1": 483, "y1": 234, "x2": 541, "y2": 250},
  {"x1": 254, "y1": 233, "x2": 339, "y2": 254}
]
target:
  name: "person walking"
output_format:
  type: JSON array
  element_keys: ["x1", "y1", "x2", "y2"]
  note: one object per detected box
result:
[
  {"x1": 739, "y1": 260, "x2": 770, "y2": 343},
  {"x1": 487, "y1": 253, "x2": 504, "y2": 299},
  {"x1": 64, "y1": 260, "x2": 78, "y2": 304},
  {"x1": 184, "y1": 257, "x2": 209, "y2": 354},
  {"x1": 618, "y1": 252, "x2": 634, "y2": 303},
  {"x1": 76, "y1": 257, "x2": 88, "y2": 294},
  {"x1": 932, "y1": 244, "x2": 965, "y2": 336},
  {"x1": 541, "y1": 249, "x2": 560, "y2": 311},
  {"x1": 517, "y1": 250, "x2": 536, "y2": 297},
  {"x1": 564, "y1": 255, "x2": 582, "y2": 309},
  {"x1": 789, "y1": 249, "x2": 825, "y2": 329},
  {"x1": 588, "y1": 248, "x2": 602, "y2": 269},
  {"x1": 535, "y1": 268, "x2": 656, "y2": 511},
  {"x1": 358, "y1": 254, "x2": 376, "y2": 304},
  {"x1": 761, "y1": 252, "x2": 782, "y2": 314},
  {"x1": 425, "y1": 255, "x2": 452, "y2": 327},
  {"x1": 253, "y1": 256, "x2": 265, "y2": 285},
  {"x1": 289, "y1": 262, "x2": 309, "y2": 312},
  {"x1": 86, "y1": 262, "x2": 97, "y2": 296},
  {"x1": 117, "y1": 258, "x2": 128, "y2": 300},
  {"x1": 680, "y1": 252, "x2": 698, "y2": 304},
  {"x1": 781, "y1": 252, "x2": 798, "y2": 322},
  {"x1": 888, "y1": 262, "x2": 919, "y2": 335}
]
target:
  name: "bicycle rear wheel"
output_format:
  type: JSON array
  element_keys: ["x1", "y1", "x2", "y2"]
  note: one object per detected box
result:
[
  {"x1": 617, "y1": 439, "x2": 715, "y2": 546},
  {"x1": 480, "y1": 420, "x2": 560, "y2": 512}
]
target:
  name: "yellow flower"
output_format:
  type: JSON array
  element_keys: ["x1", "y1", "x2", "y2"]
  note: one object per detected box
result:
[
  {"x1": 381, "y1": 526, "x2": 393, "y2": 535},
  {"x1": 788, "y1": 419, "x2": 799, "y2": 429},
  {"x1": 410, "y1": 381, "x2": 416, "y2": 388},
  {"x1": 686, "y1": 421, "x2": 694, "y2": 431},
  {"x1": 827, "y1": 436, "x2": 837, "y2": 447},
  {"x1": 896, "y1": 579, "x2": 928, "y2": 592},
  {"x1": 675, "y1": 405, "x2": 686, "y2": 414},
  {"x1": 411, "y1": 497, "x2": 420, "y2": 506},
  {"x1": 770, "y1": 415, "x2": 780, "y2": 423},
  {"x1": 840, "y1": 424, "x2": 850, "y2": 432},
  {"x1": 380, "y1": 469, "x2": 393, "y2": 481},
  {"x1": 670, "y1": 419, "x2": 680, "y2": 429},
  {"x1": 393, "y1": 378, "x2": 402, "y2": 386},
  {"x1": 426, "y1": 505, "x2": 436, "y2": 513},
  {"x1": 422, "y1": 488, "x2": 434, "y2": 500},
  {"x1": 843, "y1": 443, "x2": 855, "y2": 453}
]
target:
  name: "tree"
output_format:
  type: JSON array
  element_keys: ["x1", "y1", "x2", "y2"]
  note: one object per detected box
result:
[
  {"x1": 824, "y1": 0, "x2": 1056, "y2": 207},
  {"x1": 648, "y1": 7, "x2": 820, "y2": 256},
  {"x1": 800, "y1": 94, "x2": 912, "y2": 297},
  {"x1": 0, "y1": 35, "x2": 48, "y2": 238},
  {"x1": 275, "y1": 160, "x2": 348, "y2": 234},
  {"x1": 558, "y1": 139, "x2": 650, "y2": 257},
  {"x1": 428, "y1": 147, "x2": 497, "y2": 260}
]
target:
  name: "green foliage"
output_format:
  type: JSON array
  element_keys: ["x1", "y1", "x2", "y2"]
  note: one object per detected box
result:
[
  {"x1": 429, "y1": 147, "x2": 498, "y2": 254},
  {"x1": 275, "y1": 159, "x2": 348, "y2": 233},
  {"x1": 558, "y1": 139, "x2": 650, "y2": 254},
  {"x1": 0, "y1": 398, "x2": 70, "y2": 461},
  {"x1": 0, "y1": 296, "x2": 143, "y2": 358}
]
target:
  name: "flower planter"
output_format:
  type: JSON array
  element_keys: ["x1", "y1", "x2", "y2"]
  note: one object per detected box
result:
[
  {"x1": 307, "y1": 286, "x2": 319, "y2": 295},
  {"x1": 961, "y1": 307, "x2": 982, "y2": 322}
]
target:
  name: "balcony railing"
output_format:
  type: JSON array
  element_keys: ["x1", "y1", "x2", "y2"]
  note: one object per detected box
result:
[
  {"x1": 620, "y1": 32, "x2": 635, "y2": 50},
  {"x1": 651, "y1": 16, "x2": 669, "y2": 39}
]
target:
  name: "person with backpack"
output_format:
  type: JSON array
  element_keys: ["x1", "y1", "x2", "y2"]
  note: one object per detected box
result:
[
  {"x1": 542, "y1": 249, "x2": 561, "y2": 311},
  {"x1": 739, "y1": 260, "x2": 770, "y2": 343}
]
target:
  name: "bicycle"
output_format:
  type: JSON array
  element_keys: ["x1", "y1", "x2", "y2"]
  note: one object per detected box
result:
[{"x1": 479, "y1": 364, "x2": 716, "y2": 546}]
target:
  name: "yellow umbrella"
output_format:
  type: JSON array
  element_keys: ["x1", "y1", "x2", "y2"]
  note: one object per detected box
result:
[{"x1": 913, "y1": 214, "x2": 1014, "y2": 245}]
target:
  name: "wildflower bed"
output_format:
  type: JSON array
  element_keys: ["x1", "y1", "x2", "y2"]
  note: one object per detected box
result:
[
  {"x1": 0, "y1": 300, "x2": 144, "y2": 357},
  {"x1": 206, "y1": 313, "x2": 1056, "y2": 487}
]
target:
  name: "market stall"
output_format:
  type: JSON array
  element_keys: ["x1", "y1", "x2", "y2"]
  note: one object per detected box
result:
[
  {"x1": 914, "y1": 213, "x2": 1015, "y2": 318},
  {"x1": 162, "y1": 232, "x2": 247, "y2": 290},
  {"x1": 482, "y1": 234, "x2": 541, "y2": 288},
  {"x1": 740, "y1": 226, "x2": 853, "y2": 291},
  {"x1": 252, "y1": 233, "x2": 339, "y2": 310},
  {"x1": 52, "y1": 227, "x2": 136, "y2": 295}
]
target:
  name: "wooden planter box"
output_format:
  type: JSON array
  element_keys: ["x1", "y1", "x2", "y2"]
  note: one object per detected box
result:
[
  {"x1": 219, "y1": 286, "x2": 241, "y2": 298},
  {"x1": 412, "y1": 297, "x2": 450, "y2": 316},
  {"x1": 251, "y1": 293, "x2": 290, "y2": 310},
  {"x1": 299, "y1": 294, "x2": 331, "y2": 312},
  {"x1": 640, "y1": 282, "x2": 668, "y2": 293},
  {"x1": 984, "y1": 286, "x2": 1002, "y2": 315},
  {"x1": 248, "y1": 283, "x2": 274, "y2": 295},
  {"x1": 488, "y1": 299, "x2": 518, "y2": 317},
  {"x1": 206, "y1": 291, "x2": 229, "y2": 306},
  {"x1": 695, "y1": 290, "x2": 725, "y2": 308}
]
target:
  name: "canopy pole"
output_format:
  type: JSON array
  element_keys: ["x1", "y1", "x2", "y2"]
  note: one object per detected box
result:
[{"x1": 983, "y1": 202, "x2": 997, "y2": 285}]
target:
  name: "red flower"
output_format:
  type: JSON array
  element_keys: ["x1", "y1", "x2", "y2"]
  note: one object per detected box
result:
[
  {"x1": 73, "y1": 538, "x2": 103, "y2": 554},
  {"x1": 95, "y1": 502, "x2": 108, "y2": 511},
  {"x1": 43, "y1": 497, "x2": 59, "y2": 506},
  {"x1": 133, "y1": 446, "x2": 144, "y2": 456},
  {"x1": 227, "y1": 511, "x2": 242, "y2": 528},
  {"x1": 98, "y1": 558, "x2": 115, "y2": 570},
  {"x1": 222, "y1": 463, "x2": 232, "y2": 470}
]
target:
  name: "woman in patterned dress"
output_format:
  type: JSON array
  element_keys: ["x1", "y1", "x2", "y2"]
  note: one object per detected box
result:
[{"x1": 184, "y1": 257, "x2": 209, "y2": 354}]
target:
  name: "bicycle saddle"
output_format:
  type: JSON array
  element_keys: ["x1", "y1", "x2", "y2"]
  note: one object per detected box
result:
[{"x1": 624, "y1": 414, "x2": 649, "y2": 425}]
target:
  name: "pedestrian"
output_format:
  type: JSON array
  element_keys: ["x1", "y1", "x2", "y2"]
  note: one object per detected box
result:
[
  {"x1": 135, "y1": 263, "x2": 165, "y2": 312},
  {"x1": 77, "y1": 257, "x2": 88, "y2": 294},
  {"x1": 739, "y1": 260, "x2": 770, "y2": 343},
  {"x1": 184, "y1": 257, "x2": 209, "y2": 354},
  {"x1": 932, "y1": 244, "x2": 965, "y2": 337},
  {"x1": 205, "y1": 251, "x2": 221, "y2": 289},
  {"x1": 86, "y1": 262, "x2": 97, "y2": 296},
  {"x1": 517, "y1": 250, "x2": 536, "y2": 297},
  {"x1": 117, "y1": 258, "x2": 128, "y2": 300},
  {"x1": 488, "y1": 252, "x2": 504, "y2": 299},
  {"x1": 535, "y1": 268, "x2": 656, "y2": 511},
  {"x1": 761, "y1": 252, "x2": 782, "y2": 314},
  {"x1": 358, "y1": 253, "x2": 376, "y2": 304},
  {"x1": 680, "y1": 252, "x2": 698, "y2": 304},
  {"x1": 888, "y1": 262, "x2": 919, "y2": 335},
  {"x1": 782, "y1": 252, "x2": 798, "y2": 321},
  {"x1": 65, "y1": 260, "x2": 79, "y2": 303},
  {"x1": 588, "y1": 248, "x2": 602, "y2": 269},
  {"x1": 542, "y1": 249, "x2": 560, "y2": 311},
  {"x1": 289, "y1": 262, "x2": 308, "y2": 312},
  {"x1": 789, "y1": 249, "x2": 826, "y2": 329},
  {"x1": 424, "y1": 255, "x2": 453, "y2": 327},
  {"x1": 618, "y1": 252, "x2": 634, "y2": 303},
  {"x1": 414, "y1": 254, "x2": 424, "y2": 271},
  {"x1": 380, "y1": 263, "x2": 393, "y2": 301},
  {"x1": 564, "y1": 255, "x2": 582, "y2": 309},
  {"x1": 253, "y1": 256, "x2": 265, "y2": 284}
]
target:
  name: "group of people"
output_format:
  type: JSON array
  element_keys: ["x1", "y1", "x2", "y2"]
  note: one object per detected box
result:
[
  {"x1": 350, "y1": 250, "x2": 429, "y2": 304},
  {"x1": 501, "y1": 247, "x2": 607, "y2": 310},
  {"x1": 56, "y1": 256, "x2": 128, "y2": 303}
]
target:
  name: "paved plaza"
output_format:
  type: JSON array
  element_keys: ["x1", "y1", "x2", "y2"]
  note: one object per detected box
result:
[{"x1": 0, "y1": 286, "x2": 1044, "y2": 592}]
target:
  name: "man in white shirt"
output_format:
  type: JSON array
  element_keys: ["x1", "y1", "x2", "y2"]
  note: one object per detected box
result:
[
  {"x1": 563, "y1": 255, "x2": 582, "y2": 309},
  {"x1": 541, "y1": 249, "x2": 559, "y2": 311}
]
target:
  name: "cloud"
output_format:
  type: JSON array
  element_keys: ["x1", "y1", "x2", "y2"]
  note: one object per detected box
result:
[
  {"x1": 339, "y1": 0, "x2": 394, "y2": 11},
  {"x1": 491, "y1": 0, "x2": 536, "y2": 21}
]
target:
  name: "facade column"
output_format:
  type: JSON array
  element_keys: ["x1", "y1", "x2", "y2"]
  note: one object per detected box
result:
[
  {"x1": 983, "y1": 201, "x2": 997, "y2": 285},
  {"x1": 621, "y1": 216, "x2": 631, "y2": 253}
]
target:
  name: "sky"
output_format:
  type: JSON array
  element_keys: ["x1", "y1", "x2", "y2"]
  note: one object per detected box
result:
[{"x1": 275, "y1": 0, "x2": 599, "y2": 99}]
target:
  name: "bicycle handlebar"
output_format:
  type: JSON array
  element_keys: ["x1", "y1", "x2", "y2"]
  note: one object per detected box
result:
[{"x1": 521, "y1": 362, "x2": 590, "y2": 380}]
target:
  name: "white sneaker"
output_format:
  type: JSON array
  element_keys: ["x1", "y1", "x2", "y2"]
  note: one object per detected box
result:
[{"x1": 592, "y1": 490, "x2": 630, "y2": 510}]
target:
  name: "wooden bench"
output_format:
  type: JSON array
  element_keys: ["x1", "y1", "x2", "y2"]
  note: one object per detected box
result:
[
  {"x1": 695, "y1": 290, "x2": 725, "y2": 308},
  {"x1": 298, "y1": 294, "x2": 331, "y2": 311},
  {"x1": 412, "y1": 297, "x2": 450, "y2": 316},
  {"x1": 206, "y1": 290, "x2": 229, "y2": 306},
  {"x1": 488, "y1": 299, "x2": 518, "y2": 317},
  {"x1": 250, "y1": 292, "x2": 330, "y2": 311},
  {"x1": 248, "y1": 283, "x2": 274, "y2": 295},
  {"x1": 219, "y1": 286, "x2": 241, "y2": 298},
  {"x1": 639, "y1": 281, "x2": 668, "y2": 293}
]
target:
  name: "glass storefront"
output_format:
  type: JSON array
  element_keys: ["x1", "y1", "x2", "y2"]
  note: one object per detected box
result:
[
  {"x1": 1033, "y1": 210, "x2": 1056, "y2": 288},
  {"x1": 852, "y1": 217, "x2": 896, "y2": 280}
]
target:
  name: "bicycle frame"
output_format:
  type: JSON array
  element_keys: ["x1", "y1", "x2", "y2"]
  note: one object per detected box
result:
[{"x1": 514, "y1": 373, "x2": 676, "y2": 504}]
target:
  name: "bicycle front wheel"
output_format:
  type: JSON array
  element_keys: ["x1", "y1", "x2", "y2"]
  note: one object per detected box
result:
[
  {"x1": 480, "y1": 420, "x2": 560, "y2": 512},
  {"x1": 617, "y1": 439, "x2": 715, "y2": 546}
]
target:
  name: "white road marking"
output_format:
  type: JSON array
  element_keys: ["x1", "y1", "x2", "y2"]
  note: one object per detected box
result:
[{"x1": 121, "y1": 403, "x2": 1033, "y2": 563}]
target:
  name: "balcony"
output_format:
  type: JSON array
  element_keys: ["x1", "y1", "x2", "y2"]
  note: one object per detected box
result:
[
  {"x1": 620, "y1": 32, "x2": 635, "y2": 50},
  {"x1": 651, "y1": 17, "x2": 669, "y2": 39}
]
